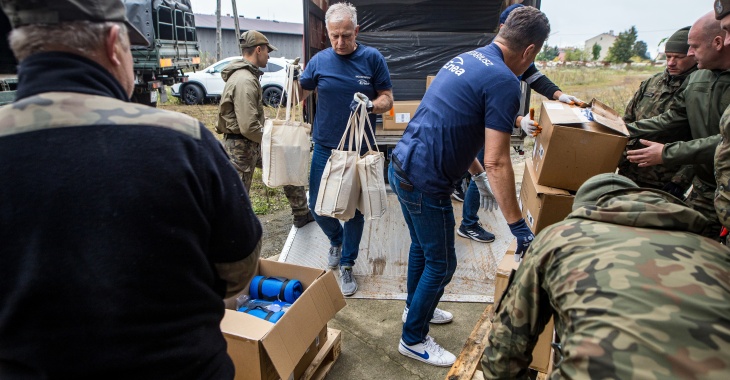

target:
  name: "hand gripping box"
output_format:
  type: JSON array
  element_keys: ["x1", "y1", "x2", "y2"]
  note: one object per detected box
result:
[
  {"x1": 493, "y1": 241, "x2": 555, "y2": 373},
  {"x1": 520, "y1": 157, "x2": 575, "y2": 235},
  {"x1": 532, "y1": 99, "x2": 628, "y2": 191},
  {"x1": 220, "y1": 260, "x2": 346, "y2": 380}
]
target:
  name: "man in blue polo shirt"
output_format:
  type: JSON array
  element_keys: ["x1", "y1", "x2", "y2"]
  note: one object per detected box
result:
[
  {"x1": 299, "y1": 2, "x2": 393, "y2": 296},
  {"x1": 389, "y1": 6, "x2": 550, "y2": 367}
]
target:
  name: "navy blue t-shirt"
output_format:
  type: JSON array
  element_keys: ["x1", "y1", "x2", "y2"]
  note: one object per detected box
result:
[
  {"x1": 300, "y1": 44, "x2": 392, "y2": 149},
  {"x1": 392, "y1": 43, "x2": 521, "y2": 198}
]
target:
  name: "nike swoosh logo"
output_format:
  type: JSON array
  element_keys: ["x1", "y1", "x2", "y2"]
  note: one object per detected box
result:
[{"x1": 402, "y1": 343, "x2": 429, "y2": 360}]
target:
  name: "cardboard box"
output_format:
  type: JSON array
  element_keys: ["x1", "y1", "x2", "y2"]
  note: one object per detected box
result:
[
  {"x1": 493, "y1": 242, "x2": 554, "y2": 373},
  {"x1": 533, "y1": 99, "x2": 628, "y2": 191},
  {"x1": 383, "y1": 100, "x2": 420, "y2": 130},
  {"x1": 426, "y1": 75, "x2": 436, "y2": 90},
  {"x1": 520, "y1": 158, "x2": 575, "y2": 235},
  {"x1": 221, "y1": 260, "x2": 346, "y2": 380}
]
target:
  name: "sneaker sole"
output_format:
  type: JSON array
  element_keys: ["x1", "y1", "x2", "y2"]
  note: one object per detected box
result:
[
  {"x1": 456, "y1": 229, "x2": 495, "y2": 243},
  {"x1": 451, "y1": 194, "x2": 464, "y2": 202},
  {"x1": 341, "y1": 284, "x2": 358, "y2": 297},
  {"x1": 398, "y1": 344, "x2": 454, "y2": 367}
]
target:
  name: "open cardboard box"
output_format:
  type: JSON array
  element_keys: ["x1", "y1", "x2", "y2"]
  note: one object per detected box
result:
[
  {"x1": 532, "y1": 99, "x2": 628, "y2": 191},
  {"x1": 220, "y1": 260, "x2": 346, "y2": 380},
  {"x1": 520, "y1": 157, "x2": 575, "y2": 235},
  {"x1": 493, "y1": 241, "x2": 554, "y2": 373}
]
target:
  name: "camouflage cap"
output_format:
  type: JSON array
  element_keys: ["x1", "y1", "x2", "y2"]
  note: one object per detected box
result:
[
  {"x1": 239, "y1": 30, "x2": 277, "y2": 51},
  {"x1": 0, "y1": 0, "x2": 149, "y2": 46},
  {"x1": 664, "y1": 26, "x2": 691, "y2": 54},
  {"x1": 716, "y1": 0, "x2": 730, "y2": 20},
  {"x1": 573, "y1": 173, "x2": 639, "y2": 211}
]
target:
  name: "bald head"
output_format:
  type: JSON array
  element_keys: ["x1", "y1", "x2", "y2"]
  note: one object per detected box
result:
[{"x1": 688, "y1": 11, "x2": 729, "y2": 70}]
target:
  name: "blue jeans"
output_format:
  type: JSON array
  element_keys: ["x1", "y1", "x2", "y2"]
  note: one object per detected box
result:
[
  {"x1": 462, "y1": 148, "x2": 484, "y2": 228},
  {"x1": 308, "y1": 143, "x2": 364, "y2": 267},
  {"x1": 388, "y1": 163, "x2": 457, "y2": 345}
]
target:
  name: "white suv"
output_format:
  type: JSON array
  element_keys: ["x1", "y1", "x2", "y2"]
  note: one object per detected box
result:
[{"x1": 171, "y1": 56, "x2": 292, "y2": 106}]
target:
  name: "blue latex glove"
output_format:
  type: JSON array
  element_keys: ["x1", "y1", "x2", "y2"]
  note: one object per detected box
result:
[
  {"x1": 349, "y1": 92, "x2": 373, "y2": 113},
  {"x1": 508, "y1": 218, "x2": 534, "y2": 263}
]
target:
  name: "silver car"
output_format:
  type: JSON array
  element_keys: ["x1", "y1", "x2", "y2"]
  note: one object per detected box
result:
[{"x1": 171, "y1": 56, "x2": 292, "y2": 106}]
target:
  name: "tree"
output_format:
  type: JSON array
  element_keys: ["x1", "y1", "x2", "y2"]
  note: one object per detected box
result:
[
  {"x1": 607, "y1": 26, "x2": 638, "y2": 63},
  {"x1": 565, "y1": 48, "x2": 585, "y2": 62},
  {"x1": 591, "y1": 43, "x2": 602, "y2": 61},
  {"x1": 536, "y1": 45, "x2": 559, "y2": 62},
  {"x1": 632, "y1": 40, "x2": 650, "y2": 60}
]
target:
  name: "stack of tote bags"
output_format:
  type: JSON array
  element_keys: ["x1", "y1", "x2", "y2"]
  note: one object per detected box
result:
[
  {"x1": 261, "y1": 59, "x2": 311, "y2": 187},
  {"x1": 315, "y1": 95, "x2": 388, "y2": 221}
]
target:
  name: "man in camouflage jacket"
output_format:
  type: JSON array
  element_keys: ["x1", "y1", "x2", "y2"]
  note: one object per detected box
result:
[
  {"x1": 0, "y1": 0, "x2": 262, "y2": 377},
  {"x1": 217, "y1": 30, "x2": 313, "y2": 228},
  {"x1": 619, "y1": 26, "x2": 696, "y2": 196},
  {"x1": 714, "y1": 0, "x2": 730, "y2": 231},
  {"x1": 625, "y1": 12, "x2": 730, "y2": 239},
  {"x1": 482, "y1": 173, "x2": 730, "y2": 379}
]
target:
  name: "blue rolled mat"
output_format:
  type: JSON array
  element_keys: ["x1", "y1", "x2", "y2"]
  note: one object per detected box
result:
[
  {"x1": 249, "y1": 276, "x2": 303, "y2": 303},
  {"x1": 237, "y1": 305, "x2": 286, "y2": 323}
]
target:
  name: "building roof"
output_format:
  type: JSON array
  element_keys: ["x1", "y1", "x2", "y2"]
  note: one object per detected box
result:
[
  {"x1": 194, "y1": 14, "x2": 303, "y2": 36},
  {"x1": 586, "y1": 32, "x2": 616, "y2": 41}
]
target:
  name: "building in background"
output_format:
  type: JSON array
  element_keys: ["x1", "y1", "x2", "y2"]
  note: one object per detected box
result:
[
  {"x1": 584, "y1": 31, "x2": 616, "y2": 62},
  {"x1": 194, "y1": 14, "x2": 302, "y2": 65}
]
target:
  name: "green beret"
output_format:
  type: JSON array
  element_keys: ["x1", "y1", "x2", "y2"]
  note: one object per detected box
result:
[
  {"x1": 716, "y1": 0, "x2": 730, "y2": 20},
  {"x1": 665, "y1": 26, "x2": 691, "y2": 55}
]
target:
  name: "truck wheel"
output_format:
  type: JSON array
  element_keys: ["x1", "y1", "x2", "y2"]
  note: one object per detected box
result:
[
  {"x1": 182, "y1": 84, "x2": 204, "y2": 105},
  {"x1": 263, "y1": 86, "x2": 285, "y2": 107}
]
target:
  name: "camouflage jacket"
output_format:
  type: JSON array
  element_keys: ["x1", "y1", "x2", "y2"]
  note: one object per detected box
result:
[
  {"x1": 216, "y1": 58, "x2": 265, "y2": 143},
  {"x1": 626, "y1": 69, "x2": 729, "y2": 190},
  {"x1": 482, "y1": 189, "x2": 730, "y2": 379},
  {"x1": 619, "y1": 67, "x2": 697, "y2": 189},
  {"x1": 716, "y1": 106, "x2": 730, "y2": 228}
]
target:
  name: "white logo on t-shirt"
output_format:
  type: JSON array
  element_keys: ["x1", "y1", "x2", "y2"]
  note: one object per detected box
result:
[
  {"x1": 356, "y1": 75, "x2": 371, "y2": 86},
  {"x1": 443, "y1": 57, "x2": 465, "y2": 76}
]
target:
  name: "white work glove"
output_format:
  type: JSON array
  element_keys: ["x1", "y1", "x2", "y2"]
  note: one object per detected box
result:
[
  {"x1": 520, "y1": 116, "x2": 540, "y2": 136},
  {"x1": 471, "y1": 172, "x2": 498, "y2": 212},
  {"x1": 558, "y1": 93, "x2": 584, "y2": 106},
  {"x1": 350, "y1": 92, "x2": 373, "y2": 113}
]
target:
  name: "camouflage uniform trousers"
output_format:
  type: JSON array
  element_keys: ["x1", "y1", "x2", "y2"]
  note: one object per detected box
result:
[
  {"x1": 686, "y1": 176, "x2": 722, "y2": 240},
  {"x1": 223, "y1": 135, "x2": 308, "y2": 216}
]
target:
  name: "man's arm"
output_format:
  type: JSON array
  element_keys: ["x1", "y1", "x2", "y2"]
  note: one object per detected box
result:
[
  {"x1": 482, "y1": 237, "x2": 552, "y2": 379},
  {"x1": 626, "y1": 84, "x2": 689, "y2": 140},
  {"x1": 234, "y1": 79, "x2": 264, "y2": 143},
  {"x1": 371, "y1": 89, "x2": 394, "y2": 114},
  {"x1": 522, "y1": 64, "x2": 560, "y2": 100},
  {"x1": 623, "y1": 77, "x2": 650, "y2": 124},
  {"x1": 484, "y1": 128, "x2": 521, "y2": 223}
]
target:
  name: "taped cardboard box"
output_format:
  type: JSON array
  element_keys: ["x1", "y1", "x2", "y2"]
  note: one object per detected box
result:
[
  {"x1": 533, "y1": 99, "x2": 628, "y2": 191},
  {"x1": 520, "y1": 157, "x2": 575, "y2": 235},
  {"x1": 493, "y1": 241, "x2": 554, "y2": 373},
  {"x1": 383, "y1": 100, "x2": 420, "y2": 130},
  {"x1": 220, "y1": 260, "x2": 346, "y2": 380}
]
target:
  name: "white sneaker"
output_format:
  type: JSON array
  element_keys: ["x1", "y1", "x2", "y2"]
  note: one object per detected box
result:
[
  {"x1": 402, "y1": 306, "x2": 453, "y2": 324},
  {"x1": 398, "y1": 336, "x2": 456, "y2": 367}
]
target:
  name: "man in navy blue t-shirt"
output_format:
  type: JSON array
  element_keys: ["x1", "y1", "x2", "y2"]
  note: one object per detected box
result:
[
  {"x1": 299, "y1": 2, "x2": 393, "y2": 297},
  {"x1": 389, "y1": 6, "x2": 551, "y2": 367}
]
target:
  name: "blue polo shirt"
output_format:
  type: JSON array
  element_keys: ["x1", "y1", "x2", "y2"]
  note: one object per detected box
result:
[
  {"x1": 300, "y1": 44, "x2": 392, "y2": 149},
  {"x1": 392, "y1": 43, "x2": 521, "y2": 198}
]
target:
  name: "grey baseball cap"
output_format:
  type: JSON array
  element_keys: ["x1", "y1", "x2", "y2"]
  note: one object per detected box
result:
[{"x1": 0, "y1": 0, "x2": 150, "y2": 46}]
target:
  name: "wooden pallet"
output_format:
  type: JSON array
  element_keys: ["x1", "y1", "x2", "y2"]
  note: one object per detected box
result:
[
  {"x1": 302, "y1": 328, "x2": 342, "y2": 380},
  {"x1": 445, "y1": 305, "x2": 493, "y2": 380}
]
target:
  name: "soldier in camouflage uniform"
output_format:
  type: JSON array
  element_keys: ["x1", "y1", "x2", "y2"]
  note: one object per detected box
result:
[
  {"x1": 715, "y1": 0, "x2": 730, "y2": 231},
  {"x1": 618, "y1": 26, "x2": 696, "y2": 197},
  {"x1": 625, "y1": 12, "x2": 730, "y2": 240},
  {"x1": 482, "y1": 173, "x2": 730, "y2": 379},
  {"x1": 0, "y1": 0, "x2": 262, "y2": 377},
  {"x1": 217, "y1": 30, "x2": 313, "y2": 228}
]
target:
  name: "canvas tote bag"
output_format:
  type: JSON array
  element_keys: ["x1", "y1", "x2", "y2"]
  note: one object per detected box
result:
[
  {"x1": 355, "y1": 103, "x2": 387, "y2": 220},
  {"x1": 261, "y1": 61, "x2": 311, "y2": 187},
  {"x1": 314, "y1": 110, "x2": 361, "y2": 221}
]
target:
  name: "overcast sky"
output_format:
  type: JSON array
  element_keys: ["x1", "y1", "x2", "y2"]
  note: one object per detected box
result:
[{"x1": 189, "y1": 1, "x2": 712, "y2": 58}]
